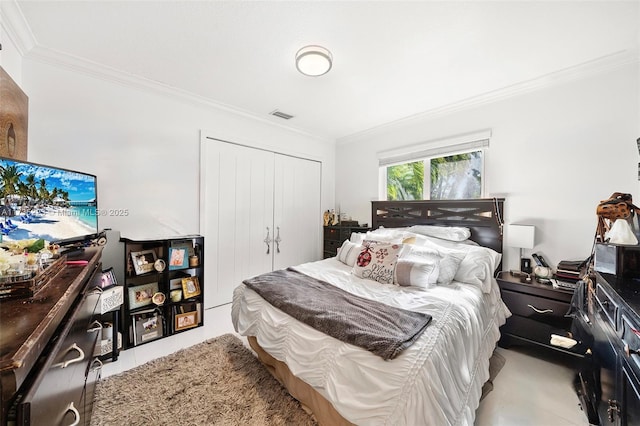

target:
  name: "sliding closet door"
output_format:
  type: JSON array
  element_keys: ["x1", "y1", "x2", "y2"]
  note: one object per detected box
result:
[
  {"x1": 272, "y1": 154, "x2": 322, "y2": 270},
  {"x1": 201, "y1": 140, "x2": 274, "y2": 309}
]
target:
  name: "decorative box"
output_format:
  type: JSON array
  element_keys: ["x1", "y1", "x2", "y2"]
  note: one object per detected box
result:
[
  {"x1": 99, "y1": 285, "x2": 124, "y2": 314},
  {"x1": 94, "y1": 332, "x2": 123, "y2": 357}
]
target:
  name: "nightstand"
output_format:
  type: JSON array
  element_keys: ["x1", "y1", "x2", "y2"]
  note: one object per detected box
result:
[
  {"x1": 497, "y1": 272, "x2": 586, "y2": 358},
  {"x1": 323, "y1": 225, "x2": 370, "y2": 259}
]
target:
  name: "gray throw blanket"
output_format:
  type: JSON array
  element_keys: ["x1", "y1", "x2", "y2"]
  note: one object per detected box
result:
[{"x1": 243, "y1": 268, "x2": 432, "y2": 360}]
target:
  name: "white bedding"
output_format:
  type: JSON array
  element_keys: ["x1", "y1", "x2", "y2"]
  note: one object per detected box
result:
[{"x1": 232, "y1": 257, "x2": 510, "y2": 425}]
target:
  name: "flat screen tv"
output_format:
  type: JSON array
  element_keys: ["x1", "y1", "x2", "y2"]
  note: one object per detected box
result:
[{"x1": 0, "y1": 156, "x2": 99, "y2": 246}]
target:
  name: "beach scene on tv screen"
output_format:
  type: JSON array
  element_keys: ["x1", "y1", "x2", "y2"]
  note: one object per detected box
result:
[{"x1": 0, "y1": 158, "x2": 98, "y2": 243}]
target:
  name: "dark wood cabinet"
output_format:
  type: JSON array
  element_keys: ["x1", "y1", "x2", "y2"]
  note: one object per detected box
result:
[
  {"x1": 323, "y1": 226, "x2": 369, "y2": 259},
  {"x1": 120, "y1": 235, "x2": 204, "y2": 349},
  {"x1": 497, "y1": 273, "x2": 587, "y2": 358},
  {"x1": 1, "y1": 248, "x2": 103, "y2": 425},
  {"x1": 575, "y1": 272, "x2": 640, "y2": 425}
]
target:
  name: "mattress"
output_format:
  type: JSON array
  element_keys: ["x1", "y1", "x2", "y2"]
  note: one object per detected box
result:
[{"x1": 232, "y1": 257, "x2": 510, "y2": 425}]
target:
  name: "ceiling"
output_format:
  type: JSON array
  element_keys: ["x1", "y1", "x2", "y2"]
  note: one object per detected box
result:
[{"x1": 8, "y1": 1, "x2": 640, "y2": 141}]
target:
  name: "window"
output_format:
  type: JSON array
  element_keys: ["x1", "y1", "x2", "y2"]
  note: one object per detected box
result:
[{"x1": 378, "y1": 133, "x2": 489, "y2": 201}]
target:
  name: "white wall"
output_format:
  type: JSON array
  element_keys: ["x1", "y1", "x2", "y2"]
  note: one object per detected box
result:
[
  {"x1": 18, "y1": 58, "x2": 334, "y2": 240},
  {"x1": 336, "y1": 61, "x2": 640, "y2": 271}
]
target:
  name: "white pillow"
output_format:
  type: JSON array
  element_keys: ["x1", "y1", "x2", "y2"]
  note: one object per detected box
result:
[
  {"x1": 337, "y1": 240, "x2": 362, "y2": 267},
  {"x1": 407, "y1": 245, "x2": 465, "y2": 286},
  {"x1": 418, "y1": 238, "x2": 501, "y2": 292},
  {"x1": 364, "y1": 229, "x2": 404, "y2": 244},
  {"x1": 349, "y1": 232, "x2": 366, "y2": 244},
  {"x1": 407, "y1": 225, "x2": 471, "y2": 242},
  {"x1": 352, "y1": 241, "x2": 403, "y2": 285},
  {"x1": 394, "y1": 256, "x2": 439, "y2": 289}
]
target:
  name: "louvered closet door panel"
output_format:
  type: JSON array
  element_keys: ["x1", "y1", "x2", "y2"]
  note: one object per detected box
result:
[
  {"x1": 273, "y1": 154, "x2": 322, "y2": 271},
  {"x1": 201, "y1": 141, "x2": 274, "y2": 309}
]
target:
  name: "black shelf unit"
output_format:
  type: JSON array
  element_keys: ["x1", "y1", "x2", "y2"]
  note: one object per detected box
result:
[{"x1": 120, "y1": 235, "x2": 204, "y2": 349}]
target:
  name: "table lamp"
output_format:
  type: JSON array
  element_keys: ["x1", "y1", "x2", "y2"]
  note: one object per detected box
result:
[{"x1": 508, "y1": 224, "x2": 536, "y2": 273}]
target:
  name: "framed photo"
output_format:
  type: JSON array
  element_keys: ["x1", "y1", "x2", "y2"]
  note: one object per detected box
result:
[
  {"x1": 132, "y1": 308, "x2": 163, "y2": 345},
  {"x1": 0, "y1": 66, "x2": 28, "y2": 160},
  {"x1": 169, "y1": 275, "x2": 188, "y2": 290},
  {"x1": 128, "y1": 282, "x2": 159, "y2": 310},
  {"x1": 100, "y1": 267, "x2": 118, "y2": 288},
  {"x1": 130, "y1": 250, "x2": 157, "y2": 275},
  {"x1": 175, "y1": 311, "x2": 198, "y2": 331},
  {"x1": 181, "y1": 276, "x2": 201, "y2": 299},
  {"x1": 168, "y1": 247, "x2": 189, "y2": 270}
]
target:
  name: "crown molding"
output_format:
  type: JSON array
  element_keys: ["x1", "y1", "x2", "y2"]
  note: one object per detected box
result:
[
  {"x1": 338, "y1": 47, "x2": 639, "y2": 145},
  {"x1": 0, "y1": 0, "x2": 36, "y2": 55},
  {"x1": 25, "y1": 45, "x2": 332, "y2": 144},
  {"x1": 1, "y1": 0, "x2": 331, "y2": 145}
]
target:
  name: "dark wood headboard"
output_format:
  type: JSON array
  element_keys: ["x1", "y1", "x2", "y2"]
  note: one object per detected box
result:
[{"x1": 371, "y1": 198, "x2": 505, "y2": 253}]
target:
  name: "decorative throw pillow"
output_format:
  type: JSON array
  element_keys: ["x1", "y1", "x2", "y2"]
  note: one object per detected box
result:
[
  {"x1": 394, "y1": 256, "x2": 439, "y2": 289},
  {"x1": 352, "y1": 240, "x2": 403, "y2": 285},
  {"x1": 337, "y1": 240, "x2": 362, "y2": 267}
]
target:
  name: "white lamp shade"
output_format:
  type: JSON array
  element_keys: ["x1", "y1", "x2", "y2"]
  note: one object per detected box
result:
[
  {"x1": 296, "y1": 45, "x2": 332, "y2": 77},
  {"x1": 508, "y1": 224, "x2": 535, "y2": 249}
]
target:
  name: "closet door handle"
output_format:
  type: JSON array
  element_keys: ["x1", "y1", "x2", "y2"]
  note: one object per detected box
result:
[
  {"x1": 275, "y1": 227, "x2": 281, "y2": 254},
  {"x1": 527, "y1": 304, "x2": 553, "y2": 314},
  {"x1": 264, "y1": 227, "x2": 271, "y2": 254}
]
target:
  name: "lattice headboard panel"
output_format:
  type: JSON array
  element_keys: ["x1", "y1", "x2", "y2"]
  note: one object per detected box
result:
[{"x1": 371, "y1": 198, "x2": 505, "y2": 253}]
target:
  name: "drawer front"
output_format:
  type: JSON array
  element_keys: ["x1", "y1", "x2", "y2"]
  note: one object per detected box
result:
[
  {"x1": 17, "y1": 281, "x2": 102, "y2": 426},
  {"x1": 501, "y1": 289, "x2": 570, "y2": 325},
  {"x1": 595, "y1": 283, "x2": 619, "y2": 330},
  {"x1": 622, "y1": 314, "x2": 640, "y2": 378},
  {"x1": 324, "y1": 239, "x2": 342, "y2": 257},
  {"x1": 324, "y1": 227, "x2": 341, "y2": 242}
]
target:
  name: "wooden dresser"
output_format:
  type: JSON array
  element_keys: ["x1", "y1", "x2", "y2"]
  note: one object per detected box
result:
[
  {"x1": 0, "y1": 247, "x2": 103, "y2": 425},
  {"x1": 575, "y1": 272, "x2": 640, "y2": 425}
]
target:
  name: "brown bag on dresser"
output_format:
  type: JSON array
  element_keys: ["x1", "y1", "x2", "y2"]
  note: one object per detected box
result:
[{"x1": 596, "y1": 192, "x2": 640, "y2": 242}]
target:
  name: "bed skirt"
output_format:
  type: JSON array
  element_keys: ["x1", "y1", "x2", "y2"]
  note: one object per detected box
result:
[{"x1": 247, "y1": 336, "x2": 355, "y2": 426}]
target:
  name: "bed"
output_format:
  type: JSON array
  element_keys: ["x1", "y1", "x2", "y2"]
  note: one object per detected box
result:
[{"x1": 232, "y1": 199, "x2": 510, "y2": 425}]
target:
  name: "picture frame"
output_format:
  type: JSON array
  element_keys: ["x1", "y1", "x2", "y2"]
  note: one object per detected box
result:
[
  {"x1": 181, "y1": 276, "x2": 201, "y2": 299},
  {"x1": 175, "y1": 311, "x2": 198, "y2": 331},
  {"x1": 130, "y1": 249, "x2": 157, "y2": 275},
  {"x1": 168, "y1": 247, "x2": 189, "y2": 270},
  {"x1": 169, "y1": 276, "x2": 184, "y2": 290},
  {"x1": 132, "y1": 308, "x2": 163, "y2": 345},
  {"x1": 0, "y1": 66, "x2": 29, "y2": 160},
  {"x1": 128, "y1": 282, "x2": 159, "y2": 310},
  {"x1": 100, "y1": 267, "x2": 118, "y2": 288}
]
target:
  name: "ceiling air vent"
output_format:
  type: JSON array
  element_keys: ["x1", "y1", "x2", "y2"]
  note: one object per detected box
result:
[{"x1": 270, "y1": 110, "x2": 294, "y2": 120}]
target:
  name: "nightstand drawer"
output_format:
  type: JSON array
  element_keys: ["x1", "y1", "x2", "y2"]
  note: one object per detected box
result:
[{"x1": 501, "y1": 289, "x2": 570, "y2": 324}]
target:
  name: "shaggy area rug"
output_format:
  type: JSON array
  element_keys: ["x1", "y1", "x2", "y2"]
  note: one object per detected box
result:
[
  {"x1": 90, "y1": 334, "x2": 316, "y2": 426},
  {"x1": 91, "y1": 334, "x2": 505, "y2": 425}
]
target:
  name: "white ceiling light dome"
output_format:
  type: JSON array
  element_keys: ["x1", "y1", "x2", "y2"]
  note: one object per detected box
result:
[{"x1": 295, "y1": 45, "x2": 333, "y2": 77}]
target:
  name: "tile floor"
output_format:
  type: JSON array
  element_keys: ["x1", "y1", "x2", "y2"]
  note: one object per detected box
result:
[{"x1": 101, "y1": 304, "x2": 591, "y2": 425}]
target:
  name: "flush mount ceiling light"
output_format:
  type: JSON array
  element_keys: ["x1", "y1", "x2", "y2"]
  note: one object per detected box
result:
[{"x1": 295, "y1": 45, "x2": 332, "y2": 77}]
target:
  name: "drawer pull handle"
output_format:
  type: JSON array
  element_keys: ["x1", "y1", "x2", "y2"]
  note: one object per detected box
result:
[
  {"x1": 61, "y1": 343, "x2": 85, "y2": 368},
  {"x1": 624, "y1": 343, "x2": 640, "y2": 357},
  {"x1": 527, "y1": 304, "x2": 553, "y2": 314},
  {"x1": 66, "y1": 401, "x2": 80, "y2": 426},
  {"x1": 90, "y1": 357, "x2": 104, "y2": 372},
  {"x1": 87, "y1": 320, "x2": 102, "y2": 333}
]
